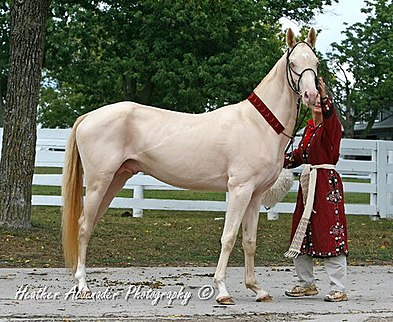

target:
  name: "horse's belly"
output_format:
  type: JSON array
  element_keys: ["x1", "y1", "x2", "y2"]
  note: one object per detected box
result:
[
  {"x1": 140, "y1": 158, "x2": 229, "y2": 192},
  {"x1": 139, "y1": 153, "x2": 228, "y2": 191},
  {"x1": 156, "y1": 175, "x2": 228, "y2": 191}
]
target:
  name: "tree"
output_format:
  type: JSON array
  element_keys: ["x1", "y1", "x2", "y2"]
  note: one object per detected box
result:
[
  {"x1": 0, "y1": 1, "x2": 10, "y2": 126},
  {"x1": 0, "y1": 0, "x2": 51, "y2": 229},
  {"x1": 39, "y1": 0, "x2": 338, "y2": 128},
  {"x1": 327, "y1": 0, "x2": 393, "y2": 138}
]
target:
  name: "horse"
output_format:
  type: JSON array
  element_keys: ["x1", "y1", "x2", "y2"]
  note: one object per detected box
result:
[{"x1": 62, "y1": 28, "x2": 319, "y2": 305}]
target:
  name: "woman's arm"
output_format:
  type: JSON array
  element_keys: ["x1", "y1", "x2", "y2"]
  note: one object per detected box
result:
[
  {"x1": 284, "y1": 148, "x2": 303, "y2": 169},
  {"x1": 319, "y1": 79, "x2": 342, "y2": 159}
]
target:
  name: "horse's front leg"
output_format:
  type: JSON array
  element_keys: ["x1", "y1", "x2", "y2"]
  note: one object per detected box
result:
[
  {"x1": 242, "y1": 192, "x2": 272, "y2": 302},
  {"x1": 214, "y1": 182, "x2": 254, "y2": 305}
]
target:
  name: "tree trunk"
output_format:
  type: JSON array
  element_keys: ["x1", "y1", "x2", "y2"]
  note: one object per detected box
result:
[
  {"x1": 140, "y1": 78, "x2": 154, "y2": 105},
  {"x1": 360, "y1": 110, "x2": 378, "y2": 139},
  {"x1": 342, "y1": 110, "x2": 354, "y2": 138},
  {"x1": 0, "y1": 0, "x2": 51, "y2": 229},
  {"x1": 0, "y1": 95, "x2": 4, "y2": 128}
]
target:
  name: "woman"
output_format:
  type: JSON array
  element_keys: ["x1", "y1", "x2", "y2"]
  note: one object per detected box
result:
[{"x1": 284, "y1": 78, "x2": 348, "y2": 302}]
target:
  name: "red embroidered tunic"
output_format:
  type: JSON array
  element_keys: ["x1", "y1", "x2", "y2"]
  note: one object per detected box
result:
[{"x1": 284, "y1": 98, "x2": 349, "y2": 258}]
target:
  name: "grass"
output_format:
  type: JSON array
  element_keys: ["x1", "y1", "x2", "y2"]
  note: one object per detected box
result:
[
  {"x1": 1, "y1": 169, "x2": 389, "y2": 268},
  {"x1": 0, "y1": 206, "x2": 392, "y2": 268}
]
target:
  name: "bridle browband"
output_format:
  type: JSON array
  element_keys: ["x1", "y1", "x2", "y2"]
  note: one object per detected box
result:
[{"x1": 247, "y1": 41, "x2": 319, "y2": 149}]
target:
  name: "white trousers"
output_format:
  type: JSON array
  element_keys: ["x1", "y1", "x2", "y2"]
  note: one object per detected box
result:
[{"x1": 293, "y1": 254, "x2": 347, "y2": 292}]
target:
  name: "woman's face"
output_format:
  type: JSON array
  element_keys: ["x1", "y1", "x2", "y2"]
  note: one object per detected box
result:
[{"x1": 311, "y1": 93, "x2": 322, "y2": 115}]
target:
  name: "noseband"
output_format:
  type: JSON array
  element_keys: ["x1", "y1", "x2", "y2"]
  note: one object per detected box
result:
[{"x1": 286, "y1": 41, "x2": 318, "y2": 96}]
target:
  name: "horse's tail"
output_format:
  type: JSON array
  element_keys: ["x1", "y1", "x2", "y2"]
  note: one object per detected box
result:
[
  {"x1": 62, "y1": 115, "x2": 87, "y2": 273},
  {"x1": 261, "y1": 169, "x2": 294, "y2": 208}
]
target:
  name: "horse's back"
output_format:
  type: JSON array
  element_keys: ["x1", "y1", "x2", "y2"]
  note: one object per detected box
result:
[
  {"x1": 80, "y1": 101, "x2": 226, "y2": 129},
  {"x1": 77, "y1": 100, "x2": 245, "y2": 143}
]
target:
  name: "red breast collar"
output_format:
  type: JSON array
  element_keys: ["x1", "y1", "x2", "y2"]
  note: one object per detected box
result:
[{"x1": 247, "y1": 92, "x2": 285, "y2": 135}]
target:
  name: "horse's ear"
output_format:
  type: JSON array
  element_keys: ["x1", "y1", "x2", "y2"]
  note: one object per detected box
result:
[
  {"x1": 306, "y1": 28, "x2": 317, "y2": 48},
  {"x1": 286, "y1": 28, "x2": 296, "y2": 48}
]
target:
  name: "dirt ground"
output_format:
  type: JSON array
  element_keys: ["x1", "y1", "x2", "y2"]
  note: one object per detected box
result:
[{"x1": 1, "y1": 265, "x2": 393, "y2": 321}]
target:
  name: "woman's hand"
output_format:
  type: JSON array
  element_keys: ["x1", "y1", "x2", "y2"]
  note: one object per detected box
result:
[{"x1": 318, "y1": 77, "x2": 327, "y2": 99}]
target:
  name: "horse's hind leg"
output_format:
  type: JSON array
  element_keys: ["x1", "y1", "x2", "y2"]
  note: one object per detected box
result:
[
  {"x1": 74, "y1": 185, "x2": 108, "y2": 295},
  {"x1": 242, "y1": 192, "x2": 272, "y2": 302},
  {"x1": 94, "y1": 171, "x2": 133, "y2": 225},
  {"x1": 75, "y1": 171, "x2": 132, "y2": 295}
]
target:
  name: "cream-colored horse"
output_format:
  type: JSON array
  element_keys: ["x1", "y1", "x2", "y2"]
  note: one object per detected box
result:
[{"x1": 62, "y1": 28, "x2": 318, "y2": 304}]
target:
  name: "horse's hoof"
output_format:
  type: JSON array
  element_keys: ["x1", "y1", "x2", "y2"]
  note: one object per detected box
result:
[
  {"x1": 216, "y1": 296, "x2": 235, "y2": 305},
  {"x1": 256, "y1": 294, "x2": 273, "y2": 302}
]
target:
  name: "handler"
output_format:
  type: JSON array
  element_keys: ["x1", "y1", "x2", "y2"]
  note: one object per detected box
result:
[{"x1": 283, "y1": 77, "x2": 348, "y2": 302}]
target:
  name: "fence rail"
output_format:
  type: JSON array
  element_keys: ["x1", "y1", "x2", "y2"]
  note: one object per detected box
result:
[{"x1": 1, "y1": 128, "x2": 392, "y2": 219}]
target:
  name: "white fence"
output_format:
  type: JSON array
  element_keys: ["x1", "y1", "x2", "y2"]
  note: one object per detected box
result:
[{"x1": 1, "y1": 128, "x2": 393, "y2": 219}]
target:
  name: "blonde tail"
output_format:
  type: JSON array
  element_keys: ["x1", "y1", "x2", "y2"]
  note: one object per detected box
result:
[
  {"x1": 261, "y1": 169, "x2": 294, "y2": 208},
  {"x1": 62, "y1": 115, "x2": 87, "y2": 273}
]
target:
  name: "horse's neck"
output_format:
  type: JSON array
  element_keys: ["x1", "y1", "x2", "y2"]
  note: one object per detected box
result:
[{"x1": 252, "y1": 55, "x2": 298, "y2": 140}]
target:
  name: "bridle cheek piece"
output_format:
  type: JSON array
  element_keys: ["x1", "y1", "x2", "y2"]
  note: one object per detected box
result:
[{"x1": 286, "y1": 42, "x2": 319, "y2": 97}]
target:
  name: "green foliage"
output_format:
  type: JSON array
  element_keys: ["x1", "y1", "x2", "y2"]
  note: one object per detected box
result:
[
  {"x1": 41, "y1": 0, "x2": 281, "y2": 127},
  {"x1": 327, "y1": 0, "x2": 393, "y2": 138},
  {"x1": 0, "y1": 0, "x2": 339, "y2": 128},
  {"x1": 38, "y1": 0, "x2": 337, "y2": 128}
]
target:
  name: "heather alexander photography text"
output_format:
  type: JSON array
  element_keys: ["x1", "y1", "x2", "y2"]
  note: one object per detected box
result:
[{"x1": 14, "y1": 284, "x2": 216, "y2": 306}]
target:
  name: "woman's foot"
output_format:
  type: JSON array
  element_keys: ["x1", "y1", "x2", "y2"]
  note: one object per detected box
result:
[
  {"x1": 284, "y1": 284, "x2": 318, "y2": 297},
  {"x1": 324, "y1": 291, "x2": 348, "y2": 302}
]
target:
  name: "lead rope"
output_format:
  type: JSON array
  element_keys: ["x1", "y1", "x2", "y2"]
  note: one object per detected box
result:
[{"x1": 284, "y1": 96, "x2": 302, "y2": 154}]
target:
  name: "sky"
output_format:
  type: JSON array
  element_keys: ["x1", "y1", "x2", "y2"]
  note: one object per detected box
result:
[{"x1": 280, "y1": 0, "x2": 368, "y2": 55}]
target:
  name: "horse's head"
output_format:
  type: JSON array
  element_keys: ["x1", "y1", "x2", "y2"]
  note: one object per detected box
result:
[{"x1": 286, "y1": 28, "x2": 319, "y2": 107}]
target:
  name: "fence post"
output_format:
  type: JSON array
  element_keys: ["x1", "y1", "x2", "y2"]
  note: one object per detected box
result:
[
  {"x1": 388, "y1": 150, "x2": 393, "y2": 219},
  {"x1": 376, "y1": 141, "x2": 388, "y2": 219},
  {"x1": 267, "y1": 210, "x2": 279, "y2": 221},
  {"x1": 132, "y1": 185, "x2": 144, "y2": 218},
  {"x1": 370, "y1": 145, "x2": 379, "y2": 220}
]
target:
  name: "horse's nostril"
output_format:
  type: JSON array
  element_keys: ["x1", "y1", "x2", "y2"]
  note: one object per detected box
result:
[{"x1": 304, "y1": 92, "x2": 309, "y2": 99}]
